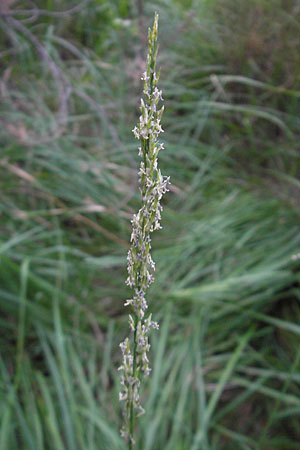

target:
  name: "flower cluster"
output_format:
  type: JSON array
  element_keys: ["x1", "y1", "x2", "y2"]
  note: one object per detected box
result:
[{"x1": 119, "y1": 13, "x2": 170, "y2": 445}]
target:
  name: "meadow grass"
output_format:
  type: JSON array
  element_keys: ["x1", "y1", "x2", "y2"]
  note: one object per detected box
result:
[{"x1": 1, "y1": 0, "x2": 300, "y2": 449}]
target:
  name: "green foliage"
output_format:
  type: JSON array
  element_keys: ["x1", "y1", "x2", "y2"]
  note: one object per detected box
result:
[{"x1": 1, "y1": 0, "x2": 300, "y2": 448}]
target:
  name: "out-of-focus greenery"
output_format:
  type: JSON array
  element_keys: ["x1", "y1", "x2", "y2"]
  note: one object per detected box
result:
[{"x1": 1, "y1": 1, "x2": 300, "y2": 449}]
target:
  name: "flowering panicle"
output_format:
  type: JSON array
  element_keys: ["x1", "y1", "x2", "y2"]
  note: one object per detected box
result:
[{"x1": 119, "y1": 12, "x2": 170, "y2": 446}]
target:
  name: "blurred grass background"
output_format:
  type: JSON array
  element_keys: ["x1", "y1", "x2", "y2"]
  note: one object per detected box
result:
[{"x1": 1, "y1": 0, "x2": 300, "y2": 449}]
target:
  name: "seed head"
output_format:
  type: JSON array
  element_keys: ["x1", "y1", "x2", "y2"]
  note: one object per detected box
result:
[{"x1": 119, "y1": 12, "x2": 170, "y2": 444}]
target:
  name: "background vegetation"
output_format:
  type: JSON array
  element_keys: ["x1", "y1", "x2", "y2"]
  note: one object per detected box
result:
[{"x1": 1, "y1": 0, "x2": 300, "y2": 449}]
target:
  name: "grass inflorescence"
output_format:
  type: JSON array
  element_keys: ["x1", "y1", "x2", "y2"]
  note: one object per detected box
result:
[{"x1": 119, "y1": 13, "x2": 169, "y2": 446}]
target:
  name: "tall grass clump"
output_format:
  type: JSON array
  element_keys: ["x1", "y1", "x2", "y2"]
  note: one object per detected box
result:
[
  {"x1": 1, "y1": 1, "x2": 300, "y2": 449},
  {"x1": 119, "y1": 12, "x2": 169, "y2": 447}
]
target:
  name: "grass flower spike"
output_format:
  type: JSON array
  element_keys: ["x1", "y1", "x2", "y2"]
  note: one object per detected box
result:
[{"x1": 119, "y1": 12, "x2": 169, "y2": 447}]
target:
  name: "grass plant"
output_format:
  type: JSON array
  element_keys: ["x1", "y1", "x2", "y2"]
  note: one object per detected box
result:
[
  {"x1": 1, "y1": 1, "x2": 300, "y2": 449},
  {"x1": 119, "y1": 13, "x2": 169, "y2": 447}
]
